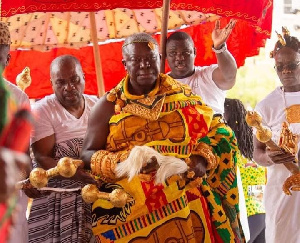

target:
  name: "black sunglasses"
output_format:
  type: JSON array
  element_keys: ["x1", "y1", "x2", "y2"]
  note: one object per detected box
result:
[{"x1": 274, "y1": 61, "x2": 300, "y2": 72}]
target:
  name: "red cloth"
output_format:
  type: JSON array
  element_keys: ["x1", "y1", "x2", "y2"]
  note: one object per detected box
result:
[
  {"x1": 0, "y1": 203, "x2": 12, "y2": 243},
  {"x1": 3, "y1": 1, "x2": 273, "y2": 99},
  {"x1": 5, "y1": 18, "x2": 269, "y2": 99},
  {"x1": 2, "y1": 0, "x2": 272, "y2": 29}
]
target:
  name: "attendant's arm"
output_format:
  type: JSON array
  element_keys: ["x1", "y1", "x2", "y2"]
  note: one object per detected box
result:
[
  {"x1": 31, "y1": 134, "x2": 57, "y2": 170},
  {"x1": 211, "y1": 19, "x2": 237, "y2": 90},
  {"x1": 31, "y1": 134, "x2": 95, "y2": 184},
  {"x1": 81, "y1": 95, "x2": 115, "y2": 169},
  {"x1": 253, "y1": 136, "x2": 295, "y2": 166}
]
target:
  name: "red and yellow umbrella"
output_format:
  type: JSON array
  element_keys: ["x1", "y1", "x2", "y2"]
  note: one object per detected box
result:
[{"x1": 1, "y1": 0, "x2": 273, "y2": 98}]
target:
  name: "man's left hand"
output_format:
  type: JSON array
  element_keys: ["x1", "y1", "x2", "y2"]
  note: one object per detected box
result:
[{"x1": 212, "y1": 19, "x2": 236, "y2": 49}]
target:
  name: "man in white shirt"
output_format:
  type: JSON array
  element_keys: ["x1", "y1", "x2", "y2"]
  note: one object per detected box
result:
[
  {"x1": 166, "y1": 19, "x2": 251, "y2": 242},
  {"x1": 253, "y1": 29, "x2": 300, "y2": 243},
  {"x1": 166, "y1": 19, "x2": 237, "y2": 115}
]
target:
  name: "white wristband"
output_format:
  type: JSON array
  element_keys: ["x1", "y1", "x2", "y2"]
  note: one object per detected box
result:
[{"x1": 212, "y1": 43, "x2": 227, "y2": 54}]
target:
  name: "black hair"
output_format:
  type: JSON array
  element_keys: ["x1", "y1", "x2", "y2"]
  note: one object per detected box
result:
[
  {"x1": 224, "y1": 98, "x2": 253, "y2": 160},
  {"x1": 166, "y1": 31, "x2": 194, "y2": 46}
]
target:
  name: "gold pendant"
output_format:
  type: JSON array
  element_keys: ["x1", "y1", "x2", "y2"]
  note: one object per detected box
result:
[{"x1": 285, "y1": 104, "x2": 300, "y2": 123}]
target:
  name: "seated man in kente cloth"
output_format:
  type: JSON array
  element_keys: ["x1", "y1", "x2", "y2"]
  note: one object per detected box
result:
[{"x1": 81, "y1": 33, "x2": 244, "y2": 243}]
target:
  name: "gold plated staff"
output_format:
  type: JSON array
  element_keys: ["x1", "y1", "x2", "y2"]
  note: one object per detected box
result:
[
  {"x1": 16, "y1": 157, "x2": 83, "y2": 189},
  {"x1": 246, "y1": 111, "x2": 300, "y2": 195},
  {"x1": 81, "y1": 184, "x2": 134, "y2": 207},
  {"x1": 16, "y1": 157, "x2": 135, "y2": 207}
]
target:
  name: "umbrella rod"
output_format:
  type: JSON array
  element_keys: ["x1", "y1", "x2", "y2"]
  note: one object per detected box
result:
[
  {"x1": 160, "y1": 0, "x2": 171, "y2": 73},
  {"x1": 89, "y1": 12, "x2": 105, "y2": 97}
]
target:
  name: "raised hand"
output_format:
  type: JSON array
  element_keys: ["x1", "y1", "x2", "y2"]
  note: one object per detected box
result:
[{"x1": 212, "y1": 19, "x2": 236, "y2": 49}]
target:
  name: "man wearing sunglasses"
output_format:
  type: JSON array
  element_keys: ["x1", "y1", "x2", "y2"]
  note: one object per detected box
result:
[{"x1": 253, "y1": 28, "x2": 300, "y2": 243}]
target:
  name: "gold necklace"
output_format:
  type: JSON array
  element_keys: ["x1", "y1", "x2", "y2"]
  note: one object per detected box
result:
[{"x1": 281, "y1": 87, "x2": 300, "y2": 124}]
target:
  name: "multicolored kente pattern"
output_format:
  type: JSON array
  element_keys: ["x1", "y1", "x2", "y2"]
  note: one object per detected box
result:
[{"x1": 91, "y1": 74, "x2": 244, "y2": 242}]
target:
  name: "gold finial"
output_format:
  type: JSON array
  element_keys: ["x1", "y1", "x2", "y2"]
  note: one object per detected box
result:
[
  {"x1": 81, "y1": 184, "x2": 134, "y2": 207},
  {"x1": 282, "y1": 26, "x2": 290, "y2": 37},
  {"x1": 16, "y1": 67, "x2": 32, "y2": 91},
  {"x1": 245, "y1": 111, "x2": 300, "y2": 195},
  {"x1": 275, "y1": 31, "x2": 286, "y2": 46},
  {"x1": 28, "y1": 157, "x2": 83, "y2": 188}
]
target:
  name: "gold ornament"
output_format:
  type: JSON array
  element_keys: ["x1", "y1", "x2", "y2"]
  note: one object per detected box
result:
[
  {"x1": 148, "y1": 41, "x2": 155, "y2": 50},
  {"x1": 114, "y1": 99, "x2": 126, "y2": 113},
  {"x1": 29, "y1": 168, "x2": 48, "y2": 188},
  {"x1": 107, "y1": 91, "x2": 117, "y2": 102},
  {"x1": 81, "y1": 184, "x2": 133, "y2": 207},
  {"x1": 285, "y1": 104, "x2": 300, "y2": 123},
  {"x1": 279, "y1": 121, "x2": 298, "y2": 156},
  {"x1": 90, "y1": 150, "x2": 128, "y2": 182},
  {"x1": 245, "y1": 111, "x2": 300, "y2": 195},
  {"x1": 246, "y1": 111, "x2": 272, "y2": 143},
  {"x1": 27, "y1": 157, "x2": 83, "y2": 188},
  {"x1": 16, "y1": 67, "x2": 32, "y2": 91},
  {"x1": 115, "y1": 104, "x2": 122, "y2": 113},
  {"x1": 282, "y1": 173, "x2": 300, "y2": 195},
  {"x1": 282, "y1": 26, "x2": 290, "y2": 37},
  {"x1": 192, "y1": 142, "x2": 218, "y2": 170},
  {"x1": 275, "y1": 31, "x2": 286, "y2": 46}
]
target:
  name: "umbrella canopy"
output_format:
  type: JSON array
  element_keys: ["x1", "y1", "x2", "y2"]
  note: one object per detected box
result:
[
  {"x1": 1, "y1": 0, "x2": 273, "y2": 99},
  {"x1": 4, "y1": 9, "x2": 219, "y2": 51}
]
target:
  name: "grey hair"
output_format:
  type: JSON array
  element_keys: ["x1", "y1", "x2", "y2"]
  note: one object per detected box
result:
[{"x1": 122, "y1": 33, "x2": 159, "y2": 56}]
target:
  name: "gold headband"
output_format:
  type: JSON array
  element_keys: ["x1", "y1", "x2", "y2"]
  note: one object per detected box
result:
[{"x1": 122, "y1": 40, "x2": 157, "y2": 50}]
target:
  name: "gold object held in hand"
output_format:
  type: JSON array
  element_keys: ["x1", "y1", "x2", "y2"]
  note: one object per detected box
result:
[
  {"x1": 16, "y1": 67, "x2": 32, "y2": 91},
  {"x1": 246, "y1": 111, "x2": 300, "y2": 195},
  {"x1": 29, "y1": 157, "x2": 83, "y2": 188},
  {"x1": 282, "y1": 173, "x2": 300, "y2": 195},
  {"x1": 246, "y1": 111, "x2": 272, "y2": 143},
  {"x1": 81, "y1": 184, "x2": 133, "y2": 207}
]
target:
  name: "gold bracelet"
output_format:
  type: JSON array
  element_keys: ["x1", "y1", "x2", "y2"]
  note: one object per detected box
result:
[
  {"x1": 91, "y1": 150, "x2": 129, "y2": 181},
  {"x1": 90, "y1": 150, "x2": 109, "y2": 176},
  {"x1": 191, "y1": 143, "x2": 218, "y2": 170}
]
